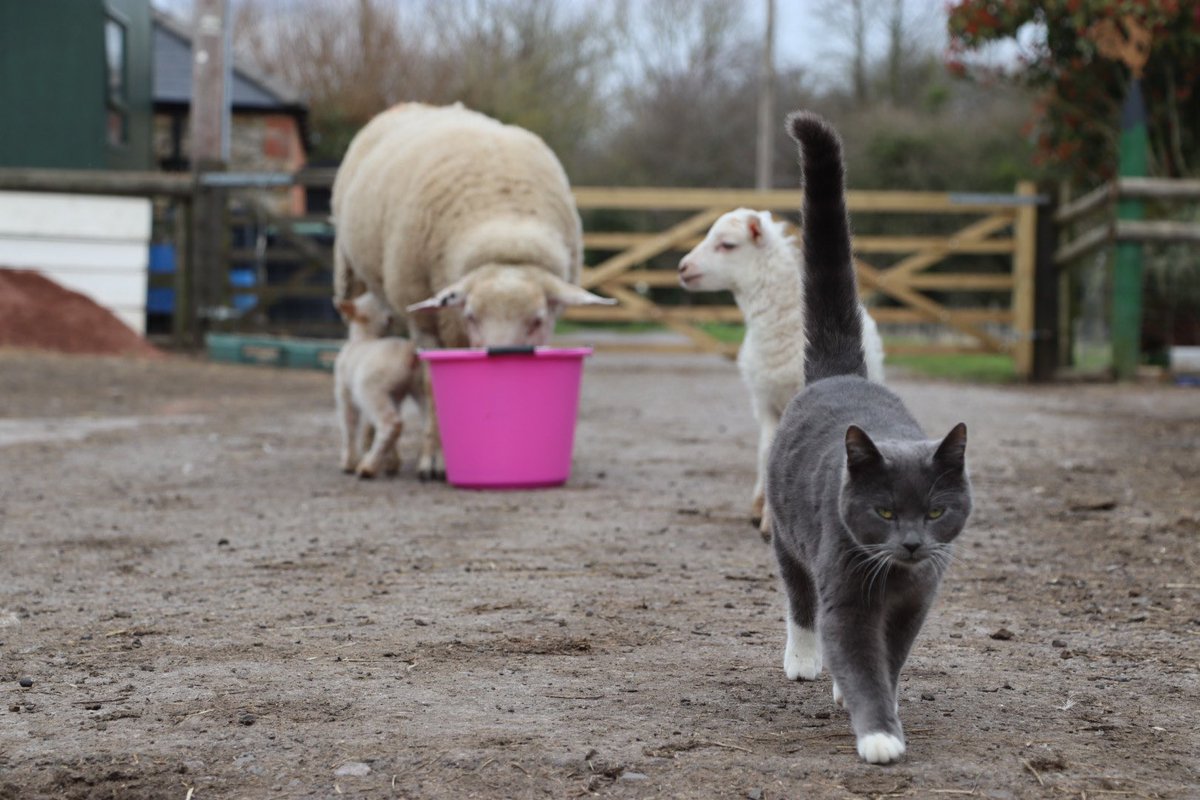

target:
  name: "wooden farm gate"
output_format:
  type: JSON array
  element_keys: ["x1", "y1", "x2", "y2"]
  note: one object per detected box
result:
[
  {"x1": 565, "y1": 182, "x2": 1040, "y2": 378},
  {"x1": 0, "y1": 168, "x2": 1041, "y2": 378}
]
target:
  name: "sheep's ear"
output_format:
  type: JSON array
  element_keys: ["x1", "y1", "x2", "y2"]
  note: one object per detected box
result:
[
  {"x1": 543, "y1": 275, "x2": 617, "y2": 308},
  {"x1": 335, "y1": 300, "x2": 357, "y2": 320},
  {"x1": 747, "y1": 214, "x2": 764, "y2": 244},
  {"x1": 406, "y1": 281, "x2": 468, "y2": 312}
]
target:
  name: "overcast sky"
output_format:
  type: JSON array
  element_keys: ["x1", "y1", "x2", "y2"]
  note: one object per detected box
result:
[{"x1": 154, "y1": 0, "x2": 954, "y2": 86}]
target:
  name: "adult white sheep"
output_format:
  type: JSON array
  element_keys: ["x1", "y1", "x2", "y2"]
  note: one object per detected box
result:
[
  {"x1": 332, "y1": 103, "x2": 613, "y2": 479},
  {"x1": 678, "y1": 208, "x2": 885, "y2": 535}
]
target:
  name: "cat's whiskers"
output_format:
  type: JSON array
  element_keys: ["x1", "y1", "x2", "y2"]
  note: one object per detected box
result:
[{"x1": 851, "y1": 545, "x2": 894, "y2": 604}]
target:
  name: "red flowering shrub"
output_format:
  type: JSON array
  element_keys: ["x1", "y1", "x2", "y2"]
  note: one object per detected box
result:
[{"x1": 946, "y1": 0, "x2": 1200, "y2": 183}]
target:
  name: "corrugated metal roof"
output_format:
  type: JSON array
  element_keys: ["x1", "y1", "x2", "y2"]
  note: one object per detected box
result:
[{"x1": 152, "y1": 11, "x2": 303, "y2": 110}]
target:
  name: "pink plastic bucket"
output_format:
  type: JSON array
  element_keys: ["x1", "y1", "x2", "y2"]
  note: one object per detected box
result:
[{"x1": 419, "y1": 347, "x2": 592, "y2": 489}]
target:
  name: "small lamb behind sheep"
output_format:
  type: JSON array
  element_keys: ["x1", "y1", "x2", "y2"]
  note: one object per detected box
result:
[
  {"x1": 334, "y1": 293, "x2": 421, "y2": 479},
  {"x1": 678, "y1": 208, "x2": 885, "y2": 532},
  {"x1": 332, "y1": 103, "x2": 613, "y2": 479}
]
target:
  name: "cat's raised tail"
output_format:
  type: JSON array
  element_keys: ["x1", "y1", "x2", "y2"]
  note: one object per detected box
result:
[{"x1": 787, "y1": 112, "x2": 866, "y2": 385}]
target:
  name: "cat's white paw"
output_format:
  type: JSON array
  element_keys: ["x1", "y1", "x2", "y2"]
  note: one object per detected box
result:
[
  {"x1": 832, "y1": 680, "x2": 844, "y2": 707},
  {"x1": 856, "y1": 732, "x2": 905, "y2": 764},
  {"x1": 783, "y1": 621, "x2": 821, "y2": 680}
]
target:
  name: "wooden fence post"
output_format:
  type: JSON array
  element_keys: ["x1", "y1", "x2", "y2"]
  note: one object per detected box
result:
[
  {"x1": 1012, "y1": 181, "x2": 1038, "y2": 379},
  {"x1": 172, "y1": 198, "x2": 195, "y2": 348},
  {"x1": 1032, "y1": 184, "x2": 1060, "y2": 381}
]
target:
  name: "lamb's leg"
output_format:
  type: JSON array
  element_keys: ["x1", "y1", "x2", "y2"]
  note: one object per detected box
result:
[
  {"x1": 382, "y1": 442, "x2": 402, "y2": 476},
  {"x1": 335, "y1": 384, "x2": 359, "y2": 474},
  {"x1": 752, "y1": 409, "x2": 779, "y2": 536},
  {"x1": 356, "y1": 395, "x2": 403, "y2": 480}
]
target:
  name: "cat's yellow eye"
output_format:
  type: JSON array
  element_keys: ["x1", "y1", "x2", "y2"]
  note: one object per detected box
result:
[
  {"x1": 927, "y1": 508, "x2": 944, "y2": 520},
  {"x1": 876, "y1": 507, "x2": 894, "y2": 520}
]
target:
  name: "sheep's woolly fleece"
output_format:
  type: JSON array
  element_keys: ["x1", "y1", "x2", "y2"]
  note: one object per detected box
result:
[{"x1": 331, "y1": 103, "x2": 583, "y2": 326}]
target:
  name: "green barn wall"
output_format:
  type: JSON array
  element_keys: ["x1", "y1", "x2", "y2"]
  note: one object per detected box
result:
[{"x1": 0, "y1": 0, "x2": 153, "y2": 170}]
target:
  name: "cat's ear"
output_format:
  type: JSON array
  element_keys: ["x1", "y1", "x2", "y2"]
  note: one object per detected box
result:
[
  {"x1": 934, "y1": 422, "x2": 968, "y2": 470},
  {"x1": 845, "y1": 425, "x2": 882, "y2": 472}
]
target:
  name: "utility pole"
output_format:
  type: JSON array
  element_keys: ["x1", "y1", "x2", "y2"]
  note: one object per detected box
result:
[
  {"x1": 755, "y1": 0, "x2": 776, "y2": 191},
  {"x1": 190, "y1": 0, "x2": 230, "y2": 164},
  {"x1": 189, "y1": 0, "x2": 231, "y2": 340}
]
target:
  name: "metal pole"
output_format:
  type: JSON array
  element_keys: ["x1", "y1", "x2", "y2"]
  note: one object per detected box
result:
[
  {"x1": 755, "y1": 0, "x2": 776, "y2": 191},
  {"x1": 1112, "y1": 79, "x2": 1147, "y2": 380}
]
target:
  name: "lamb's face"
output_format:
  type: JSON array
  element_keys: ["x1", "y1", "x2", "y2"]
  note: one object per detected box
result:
[
  {"x1": 678, "y1": 209, "x2": 768, "y2": 293},
  {"x1": 337, "y1": 292, "x2": 393, "y2": 338},
  {"x1": 407, "y1": 265, "x2": 615, "y2": 348}
]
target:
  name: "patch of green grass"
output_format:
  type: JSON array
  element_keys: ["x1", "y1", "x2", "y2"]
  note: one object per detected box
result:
[
  {"x1": 697, "y1": 322, "x2": 745, "y2": 344},
  {"x1": 554, "y1": 320, "x2": 664, "y2": 335},
  {"x1": 884, "y1": 350, "x2": 1015, "y2": 383}
]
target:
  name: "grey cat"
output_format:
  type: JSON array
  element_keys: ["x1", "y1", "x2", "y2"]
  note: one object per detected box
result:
[{"x1": 766, "y1": 112, "x2": 972, "y2": 765}]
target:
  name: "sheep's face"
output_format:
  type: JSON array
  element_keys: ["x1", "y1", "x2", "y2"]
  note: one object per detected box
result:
[
  {"x1": 407, "y1": 265, "x2": 615, "y2": 348},
  {"x1": 336, "y1": 292, "x2": 393, "y2": 339},
  {"x1": 678, "y1": 209, "x2": 772, "y2": 293},
  {"x1": 465, "y1": 271, "x2": 552, "y2": 347}
]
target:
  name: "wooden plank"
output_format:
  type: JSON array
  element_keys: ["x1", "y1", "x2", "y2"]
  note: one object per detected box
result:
[
  {"x1": 873, "y1": 212, "x2": 1015, "y2": 288},
  {"x1": 1054, "y1": 223, "x2": 1111, "y2": 266},
  {"x1": 599, "y1": 283, "x2": 734, "y2": 356},
  {"x1": 1115, "y1": 219, "x2": 1200, "y2": 243},
  {"x1": 868, "y1": 308, "x2": 1014, "y2": 324},
  {"x1": 611, "y1": 269, "x2": 1011, "y2": 292},
  {"x1": 581, "y1": 208, "x2": 725, "y2": 289},
  {"x1": 0, "y1": 168, "x2": 193, "y2": 197},
  {"x1": 572, "y1": 187, "x2": 1037, "y2": 214},
  {"x1": 1117, "y1": 176, "x2": 1200, "y2": 201},
  {"x1": 1054, "y1": 182, "x2": 1113, "y2": 225},
  {"x1": 1012, "y1": 181, "x2": 1038, "y2": 379},
  {"x1": 856, "y1": 259, "x2": 1008, "y2": 352},
  {"x1": 564, "y1": 305, "x2": 745, "y2": 323},
  {"x1": 582, "y1": 231, "x2": 1016, "y2": 255},
  {"x1": 855, "y1": 236, "x2": 1014, "y2": 255},
  {"x1": 883, "y1": 343, "x2": 993, "y2": 356},
  {"x1": 583, "y1": 341, "x2": 727, "y2": 356},
  {"x1": 901, "y1": 274, "x2": 1015, "y2": 291}
]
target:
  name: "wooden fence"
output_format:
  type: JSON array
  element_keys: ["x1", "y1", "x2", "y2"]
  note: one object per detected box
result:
[
  {"x1": 1053, "y1": 176, "x2": 1200, "y2": 378},
  {"x1": 567, "y1": 183, "x2": 1040, "y2": 377},
  {"x1": 0, "y1": 168, "x2": 1042, "y2": 378}
]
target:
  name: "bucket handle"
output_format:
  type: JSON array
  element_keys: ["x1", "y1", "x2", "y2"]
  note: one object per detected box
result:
[{"x1": 486, "y1": 346, "x2": 537, "y2": 356}]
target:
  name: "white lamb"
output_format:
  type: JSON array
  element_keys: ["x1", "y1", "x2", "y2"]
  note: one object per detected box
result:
[
  {"x1": 332, "y1": 103, "x2": 613, "y2": 479},
  {"x1": 334, "y1": 293, "x2": 421, "y2": 479},
  {"x1": 678, "y1": 208, "x2": 886, "y2": 533}
]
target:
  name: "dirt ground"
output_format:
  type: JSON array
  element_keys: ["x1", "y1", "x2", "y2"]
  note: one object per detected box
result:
[{"x1": 0, "y1": 348, "x2": 1197, "y2": 799}]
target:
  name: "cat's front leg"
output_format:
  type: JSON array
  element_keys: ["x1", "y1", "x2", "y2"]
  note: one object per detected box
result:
[
  {"x1": 823, "y1": 621, "x2": 905, "y2": 764},
  {"x1": 775, "y1": 539, "x2": 821, "y2": 680},
  {"x1": 784, "y1": 610, "x2": 821, "y2": 680}
]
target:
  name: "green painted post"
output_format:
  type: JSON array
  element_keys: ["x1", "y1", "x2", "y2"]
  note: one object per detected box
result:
[{"x1": 1112, "y1": 79, "x2": 1148, "y2": 380}]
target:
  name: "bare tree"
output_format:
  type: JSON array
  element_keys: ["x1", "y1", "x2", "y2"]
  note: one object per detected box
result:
[{"x1": 232, "y1": 0, "x2": 618, "y2": 167}]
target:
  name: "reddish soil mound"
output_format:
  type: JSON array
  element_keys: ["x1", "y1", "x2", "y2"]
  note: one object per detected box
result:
[{"x1": 0, "y1": 268, "x2": 161, "y2": 358}]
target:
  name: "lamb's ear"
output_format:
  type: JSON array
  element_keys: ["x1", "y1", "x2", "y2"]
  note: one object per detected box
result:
[
  {"x1": 934, "y1": 422, "x2": 968, "y2": 470},
  {"x1": 845, "y1": 425, "x2": 883, "y2": 472},
  {"x1": 335, "y1": 299, "x2": 357, "y2": 320},
  {"x1": 406, "y1": 278, "x2": 470, "y2": 312},
  {"x1": 747, "y1": 214, "x2": 764, "y2": 244},
  {"x1": 540, "y1": 274, "x2": 617, "y2": 308}
]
